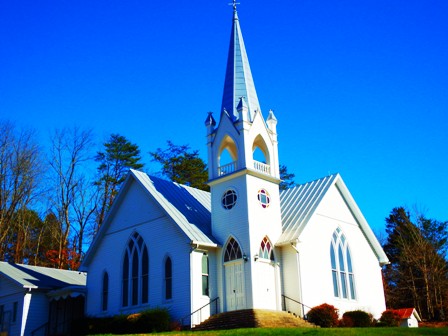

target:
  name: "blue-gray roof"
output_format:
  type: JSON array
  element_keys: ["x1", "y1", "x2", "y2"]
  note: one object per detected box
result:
[
  {"x1": 0, "y1": 261, "x2": 86, "y2": 289},
  {"x1": 131, "y1": 170, "x2": 216, "y2": 246}
]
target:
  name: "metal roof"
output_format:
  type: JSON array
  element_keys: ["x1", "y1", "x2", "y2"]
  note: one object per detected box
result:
[
  {"x1": 278, "y1": 173, "x2": 389, "y2": 265},
  {"x1": 278, "y1": 174, "x2": 339, "y2": 244},
  {"x1": 0, "y1": 261, "x2": 86, "y2": 290},
  {"x1": 221, "y1": 7, "x2": 260, "y2": 122},
  {"x1": 130, "y1": 170, "x2": 216, "y2": 246}
]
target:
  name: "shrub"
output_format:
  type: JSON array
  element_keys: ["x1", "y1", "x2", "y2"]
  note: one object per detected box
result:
[
  {"x1": 307, "y1": 303, "x2": 339, "y2": 328},
  {"x1": 72, "y1": 308, "x2": 171, "y2": 334},
  {"x1": 341, "y1": 310, "x2": 373, "y2": 327},
  {"x1": 377, "y1": 309, "x2": 401, "y2": 327}
]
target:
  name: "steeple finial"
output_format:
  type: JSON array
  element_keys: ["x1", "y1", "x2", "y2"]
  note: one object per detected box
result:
[
  {"x1": 221, "y1": 0, "x2": 261, "y2": 122},
  {"x1": 229, "y1": 0, "x2": 240, "y2": 12}
]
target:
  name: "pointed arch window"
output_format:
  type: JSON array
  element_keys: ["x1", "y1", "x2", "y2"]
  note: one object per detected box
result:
[
  {"x1": 224, "y1": 237, "x2": 242, "y2": 262},
  {"x1": 164, "y1": 257, "x2": 172, "y2": 300},
  {"x1": 330, "y1": 228, "x2": 356, "y2": 300},
  {"x1": 102, "y1": 271, "x2": 109, "y2": 311},
  {"x1": 122, "y1": 232, "x2": 149, "y2": 307},
  {"x1": 259, "y1": 236, "x2": 275, "y2": 261}
]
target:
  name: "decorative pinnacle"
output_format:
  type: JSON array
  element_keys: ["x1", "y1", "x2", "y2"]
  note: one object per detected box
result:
[{"x1": 229, "y1": 0, "x2": 240, "y2": 12}]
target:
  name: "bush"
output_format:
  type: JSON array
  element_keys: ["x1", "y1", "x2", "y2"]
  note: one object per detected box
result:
[
  {"x1": 377, "y1": 309, "x2": 401, "y2": 327},
  {"x1": 341, "y1": 310, "x2": 373, "y2": 327},
  {"x1": 72, "y1": 308, "x2": 171, "y2": 334},
  {"x1": 307, "y1": 303, "x2": 339, "y2": 328}
]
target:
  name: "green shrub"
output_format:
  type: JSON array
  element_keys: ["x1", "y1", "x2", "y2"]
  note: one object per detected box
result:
[
  {"x1": 72, "y1": 308, "x2": 171, "y2": 334},
  {"x1": 341, "y1": 310, "x2": 373, "y2": 327},
  {"x1": 377, "y1": 309, "x2": 401, "y2": 327},
  {"x1": 307, "y1": 303, "x2": 339, "y2": 328}
]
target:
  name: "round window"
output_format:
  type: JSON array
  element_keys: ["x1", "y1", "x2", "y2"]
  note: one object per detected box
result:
[
  {"x1": 222, "y1": 189, "x2": 237, "y2": 210},
  {"x1": 257, "y1": 189, "x2": 270, "y2": 208}
]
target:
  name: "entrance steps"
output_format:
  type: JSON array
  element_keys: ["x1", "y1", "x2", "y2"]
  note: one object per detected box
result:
[{"x1": 192, "y1": 309, "x2": 316, "y2": 331}]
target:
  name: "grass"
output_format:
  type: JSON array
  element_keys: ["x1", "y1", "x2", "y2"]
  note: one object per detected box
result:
[{"x1": 91, "y1": 326, "x2": 448, "y2": 336}]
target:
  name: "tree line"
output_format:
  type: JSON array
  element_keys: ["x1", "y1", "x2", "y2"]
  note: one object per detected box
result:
[
  {"x1": 1, "y1": 120, "x2": 296, "y2": 270},
  {"x1": 383, "y1": 207, "x2": 448, "y2": 321}
]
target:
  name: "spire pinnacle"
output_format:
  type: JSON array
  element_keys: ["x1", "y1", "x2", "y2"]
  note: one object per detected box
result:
[{"x1": 221, "y1": 1, "x2": 261, "y2": 122}]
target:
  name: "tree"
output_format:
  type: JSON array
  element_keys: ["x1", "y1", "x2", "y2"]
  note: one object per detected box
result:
[
  {"x1": 48, "y1": 127, "x2": 94, "y2": 269},
  {"x1": 95, "y1": 134, "x2": 144, "y2": 230},
  {"x1": 279, "y1": 164, "x2": 296, "y2": 190},
  {"x1": 0, "y1": 121, "x2": 43, "y2": 261},
  {"x1": 149, "y1": 141, "x2": 209, "y2": 191},
  {"x1": 383, "y1": 207, "x2": 448, "y2": 321}
]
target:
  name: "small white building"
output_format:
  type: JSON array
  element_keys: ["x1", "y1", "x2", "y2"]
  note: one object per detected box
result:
[
  {"x1": 393, "y1": 308, "x2": 421, "y2": 328},
  {"x1": 0, "y1": 262, "x2": 86, "y2": 336},
  {"x1": 80, "y1": 4, "x2": 389, "y2": 328}
]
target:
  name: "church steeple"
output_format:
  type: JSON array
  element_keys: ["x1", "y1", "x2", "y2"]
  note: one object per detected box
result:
[{"x1": 221, "y1": 3, "x2": 260, "y2": 122}]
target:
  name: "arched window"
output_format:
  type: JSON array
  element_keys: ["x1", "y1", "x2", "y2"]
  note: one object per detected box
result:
[
  {"x1": 224, "y1": 237, "x2": 242, "y2": 262},
  {"x1": 165, "y1": 257, "x2": 172, "y2": 300},
  {"x1": 259, "y1": 236, "x2": 275, "y2": 261},
  {"x1": 102, "y1": 272, "x2": 109, "y2": 311},
  {"x1": 330, "y1": 228, "x2": 356, "y2": 300},
  {"x1": 122, "y1": 232, "x2": 149, "y2": 307},
  {"x1": 218, "y1": 135, "x2": 238, "y2": 176}
]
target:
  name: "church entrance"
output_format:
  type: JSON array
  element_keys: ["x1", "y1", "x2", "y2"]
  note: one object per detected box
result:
[
  {"x1": 223, "y1": 237, "x2": 246, "y2": 311},
  {"x1": 257, "y1": 261, "x2": 277, "y2": 309},
  {"x1": 225, "y1": 261, "x2": 246, "y2": 311}
]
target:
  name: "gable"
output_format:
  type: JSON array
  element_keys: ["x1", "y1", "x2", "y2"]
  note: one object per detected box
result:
[
  {"x1": 82, "y1": 170, "x2": 216, "y2": 269},
  {"x1": 315, "y1": 183, "x2": 357, "y2": 225},
  {"x1": 105, "y1": 178, "x2": 166, "y2": 234},
  {"x1": 278, "y1": 174, "x2": 388, "y2": 265}
]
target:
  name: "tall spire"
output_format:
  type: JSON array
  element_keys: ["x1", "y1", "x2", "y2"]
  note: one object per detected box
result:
[{"x1": 221, "y1": 2, "x2": 260, "y2": 122}]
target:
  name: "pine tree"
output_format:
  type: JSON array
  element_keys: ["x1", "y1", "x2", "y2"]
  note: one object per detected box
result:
[
  {"x1": 95, "y1": 134, "x2": 144, "y2": 230},
  {"x1": 149, "y1": 141, "x2": 209, "y2": 191}
]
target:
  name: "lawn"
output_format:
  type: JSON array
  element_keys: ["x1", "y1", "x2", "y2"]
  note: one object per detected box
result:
[{"x1": 92, "y1": 327, "x2": 448, "y2": 336}]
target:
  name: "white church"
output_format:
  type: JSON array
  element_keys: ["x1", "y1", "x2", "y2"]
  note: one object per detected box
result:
[{"x1": 80, "y1": 4, "x2": 389, "y2": 328}]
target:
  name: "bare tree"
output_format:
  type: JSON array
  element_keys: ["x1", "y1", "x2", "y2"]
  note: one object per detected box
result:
[
  {"x1": 48, "y1": 127, "x2": 94, "y2": 269},
  {"x1": 0, "y1": 121, "x2": 42, "y2": 261}
]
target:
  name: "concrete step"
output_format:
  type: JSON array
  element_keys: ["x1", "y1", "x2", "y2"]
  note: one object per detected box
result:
[{"x1": 192, "y1": 309, "x2": 316, "y2": 331}]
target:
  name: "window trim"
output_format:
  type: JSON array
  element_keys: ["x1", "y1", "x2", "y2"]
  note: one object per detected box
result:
[
  {"x1": 330, "y1": 228, "x2": 356, "y2": 300},
  {"x1": 122, "y1": 232, "x2": 149, "y2": 308}
]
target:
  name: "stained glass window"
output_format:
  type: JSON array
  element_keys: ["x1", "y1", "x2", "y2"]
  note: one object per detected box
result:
[
  {"x1": 257, "y1": 189, "x2": 270, "y2": 208},
  {"x1": 259, "y1": 236, "x2": 275, "y2": 261},
  {"x1": 224, "y1": 237, "x2": 242, "y2": 262}
]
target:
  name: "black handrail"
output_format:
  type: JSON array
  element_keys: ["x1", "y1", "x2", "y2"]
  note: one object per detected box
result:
[
  {"x1": 180, "y1": 297, "x2": 219, "y2": 328},
  {"x1": 31, "y1": 322, "x2": 48, "y2": 336},
  {"x1": 281, "y1": 294, "x2": 312, "y2": 319}
]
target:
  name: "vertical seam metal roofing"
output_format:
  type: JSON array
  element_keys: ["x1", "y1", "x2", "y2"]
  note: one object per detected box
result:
[
  {"x1": 278, "y1": 174, "x2": 338, "y2": 244},
  {"x1": 131, "y1": 170, "x2": 217, "y2": 246}
]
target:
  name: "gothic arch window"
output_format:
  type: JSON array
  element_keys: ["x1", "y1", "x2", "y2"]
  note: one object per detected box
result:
[
  {"x1": 259, "y1": 236, "x2": 275, "y2": 261},
  {"x1": 218, "y1": 135, "x2": 238, "y2": 176},
  {"x1": 224, "y1": 237, "x2": 243, "y2": 262},
  {"x1": 252, "y1": 135, "x2": 271, "y2": 174},
  {"x1": 122, "y1": 232, "x2": 149, "y2": 307},
  {"x1": 102, "y1": 271, "x2": 109, "y2": 311},
  {"x1": 164, "y1": 257, "x2": 172, "y2": 300},
  {"x1": 330, "y1": 228, "x2": 356, "y2": 300}
]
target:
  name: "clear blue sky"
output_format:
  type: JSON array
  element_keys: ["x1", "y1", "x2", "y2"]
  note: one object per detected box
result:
[{"x1": 1, "y1": 0, "x2": 447, "y2": 235}]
